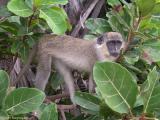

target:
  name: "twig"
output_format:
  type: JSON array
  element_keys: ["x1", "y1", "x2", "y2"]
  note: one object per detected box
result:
[
  {"x1": 9, "y1": 55, "x2": 18, "y2": 74},
  {"x1": 69, "y1": 0, "x2": 81, "y2": 14},
  {"x1": 0, "y1": 17, "x2": 7, "y2": 21},
  {"x1": 71, "y1": 0, "x2": 99, "y2": 37},
  {"x1": 47, "y1": 93, "x2": 70, "y2": 101},
  {"x1": 57, "y1": 104, "x2": 76, "y2": 110},
  {"x1": 60, "y1": 110, "x2": 66, "y2": 120},
  {"x1": 124, "y1": 29, "x2": 133, "y2": 52},
  {"x1": 28, "y1": 6, "x2": 37, "y2": 27},
  {"x1": 13, "y1": 44, "x2": 38, "y2": 86},
  {"x1": 91, "y1": 0, "x2": 105, "y2": 18}
]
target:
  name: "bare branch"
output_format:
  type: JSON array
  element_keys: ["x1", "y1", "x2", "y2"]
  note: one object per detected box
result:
[
  {"x1": 71, "y1": 0, "x2": 99, "y2": 37},
  {"x1": 47, "y1": 93, "x2": 70, "y2": 101}
]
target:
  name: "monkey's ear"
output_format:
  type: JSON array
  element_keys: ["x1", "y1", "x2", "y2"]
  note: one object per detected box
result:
[{"x1": 97, "y1": 36, "x2": 104, "y2": 45}]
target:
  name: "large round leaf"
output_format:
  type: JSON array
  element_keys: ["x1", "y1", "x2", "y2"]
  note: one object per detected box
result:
[
  {"x1": 40, "y1": 103, "x2": 58, "y2": 120},
  {"x1": 7, "y1": 0, "x2": 33, "y2": 17},
  {"x1": 73, "y1": 91, "x2": 100, "y2": 112},
  {"x1": 5, "y1": 88, "x2": 45, "y2": 115},
  {"x1": 136, "y1": 0, "x2": 156, "y2": 17},
  {"x1": 0, "y1": 110, "x2": 9, "y2": 120},
  {"x1": 0, "y1": 70, "x2": 9, "y2": 108},
  {"x1": 39, "y1": 7, "x2": 68, "y2": 35},
  {"x1": 93, "y1": 62, "x2": 138, "y2": 113},
  {"x1": 85, "y1": 18, "x2": 112, "y2": 34},
  {"x1": 141, "y1": 67, "x2": 160, "y2": 113},
  {"x1": 151, "y1": 3, "x2": 160, "y2": 15},
  {"x1": 34, "y1": 0, "x2": 68, "y2": 7}
]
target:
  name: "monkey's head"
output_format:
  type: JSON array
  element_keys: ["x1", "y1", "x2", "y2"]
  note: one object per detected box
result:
[{"x1": 96, "y1": 32, "x2": 125, "y2": 61}]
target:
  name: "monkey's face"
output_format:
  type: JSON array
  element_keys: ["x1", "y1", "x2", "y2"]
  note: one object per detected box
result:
[{"x1": 96, "y1": 32, "x2": 124, "y2": 60}]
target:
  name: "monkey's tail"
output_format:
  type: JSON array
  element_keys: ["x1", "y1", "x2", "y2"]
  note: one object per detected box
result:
[{"x1": 13, "y1": 43, "x2": 38, "y2": 86}]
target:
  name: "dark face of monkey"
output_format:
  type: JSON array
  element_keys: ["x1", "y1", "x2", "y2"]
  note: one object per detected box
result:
[
  {"x1": 106, "y1": 40, "x2": 122, "y2": 57},
  {"x1": 97, "y1": 32, "x2": 124, "y2": 58}
]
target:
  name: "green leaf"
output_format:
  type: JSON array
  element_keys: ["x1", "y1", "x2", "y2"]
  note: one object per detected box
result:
[
  {"x1": 7, "y1": 16, "x2": 21, "y2": 24},
  {"x1": 119, "y1": 6, "x2": 133, "y2": 28},
  {"x1": 45, "y1": 0, "x2": 68, "y2": 5},
  {"x1": 151, "y1": 3, "x2": 160, "y2": 15},
  {"x1": 73, "y1": 91, "x2": 100, "y2": 112},
  {"x1": 19, "y1": 45, "x2": 29, "y2": 62},
  {"x1": 142, "y1": 41, "x2": 160, "y2": 62},
  {"x1": 93, "y1": 62, "x2": 138, "y2": 113},
  {"x1": 40, "y1": 103, "x2": 58, "y2": 120},
  {"x1": 26, "y1": 36, "x2": 36, "y2": 47},
  {"x1": 107, "y1": 0, "x2": 121, "y2": 6},
  {"x1": 0, "y1": 110, "x2": 9, "y2": 120},
  {"x1": 124, "y1": 56, "x2": 139, "y2": 65},
  {"x1": 107, "y1": 13, "x2": 123, "y2": 32},
  {"x1": 34, "y1": 103, "x2": 47, "y2": 118},
  {"x1": 0, "y1": 6, "x2": 11, "y2": 17},
  {"x1": 0, "y1": 21, "x2": 19, "y2": 35},
  {"x1": 39, "y1": 7, "x2": 68, "y2": 35},
  {"x1": 140, "y1": 67, "x2": 160, "y2": 113},
  {"x1": 11, "y1": 40, "x2": 30, "y2": 62},
  {"x1": 34, "y1": 0, "x2": 68, "y2": 7},
  {"x1": 134, "y1": 95, "x2": 144, "y2": 108},
  {"x1": 139, "y1": 18, "x2": 160, "y2": 36},
  {"x1": 106, "y1": 12, "x2": 128, "y2": 38},
  {"x1": 25, "y1": 0, "x2": 33, "y2": 9},
  {"x1": 124, "y1": 51, "x2": 139, "y2": 65},
  {"x1": 11, "y1": 40, "x2": 22, "y2": 54},
  {"x1": 112, "y1": 11, "x2": 130, "y2": 30},
  {"x1": 7, "y1": 0, "x2": 33, "y2": 17},
  {"x1": 136, "y1": 0, "x2": 156, "y2": 17},
  {"x1": 143, "y1": 40, "x2": 160, "y2": 49},
  {"x1": 0, "y1": 70, "x2": 9, "y2": 109},
  {"x1": 5, "y1": 88, "x2": 45, "y2": 115},
  {"x1": 49, "y1": 72, "x2": 63, "y2": 89},
  {"x1": 85, "y1": 18, "x2": 112, "y2": 34},
  {"x1": 100, "y1": 100, "x2": 118, "y2": 118}
]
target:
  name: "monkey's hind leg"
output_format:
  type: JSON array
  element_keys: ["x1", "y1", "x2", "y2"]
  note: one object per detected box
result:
[
  {"x1": 34, "y1": 54, "x2": 52, "y2": 91},
  {"x1": 54, "y1": 60, "x2": 75, "y2": 102},
  {"x1": 89, "y1": 73, "x2": 96, "y2": 93}
]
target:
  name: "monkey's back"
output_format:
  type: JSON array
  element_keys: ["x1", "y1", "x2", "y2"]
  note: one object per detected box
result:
[{"x1": 38, "y1": 34, "x2": 98, "y2": 71}]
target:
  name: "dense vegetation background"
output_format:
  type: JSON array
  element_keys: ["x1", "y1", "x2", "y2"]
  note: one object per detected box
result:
[{"x1": 0, "y1": 0, "x2": 160, "y2": 120}]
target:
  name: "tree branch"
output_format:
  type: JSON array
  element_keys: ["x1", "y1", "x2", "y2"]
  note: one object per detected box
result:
[{"x1": 71, "y1": 0, "x2": 99, "y2": 37}]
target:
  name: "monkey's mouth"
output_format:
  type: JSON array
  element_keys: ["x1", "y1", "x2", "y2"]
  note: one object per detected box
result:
[{"x1": 110, "y1": 52, "x2": 119, "y2": 57}]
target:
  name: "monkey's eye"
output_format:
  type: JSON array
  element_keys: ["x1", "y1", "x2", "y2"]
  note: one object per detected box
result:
[
  {"x1": 107, "y1": 40, "x2": 122, "y2": 50},
  {"x1": 97, "y1": 36, "x2": 104, "y2": 45}
]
